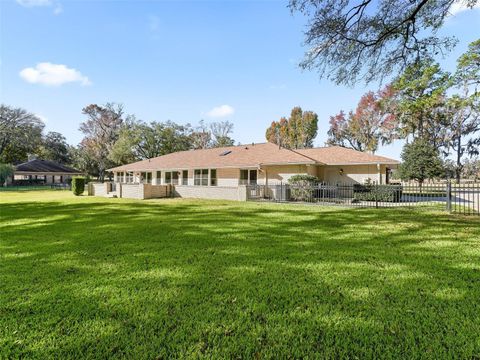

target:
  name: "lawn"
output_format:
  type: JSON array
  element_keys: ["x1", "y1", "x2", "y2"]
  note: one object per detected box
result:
[{"x1": 1, "y1": 191, "x2": 479, "y2": 359}]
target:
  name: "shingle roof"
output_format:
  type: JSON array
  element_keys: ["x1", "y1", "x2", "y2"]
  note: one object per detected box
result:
[
  {"x1": 108, "y1": 142, "x2": 398, "y2": 172},
  {"x1": 296, "y1": 146, "x2": 400, "y2": 165},
  {"x1": 15, "y1": 159, "x2": 82, "y2": 174}
]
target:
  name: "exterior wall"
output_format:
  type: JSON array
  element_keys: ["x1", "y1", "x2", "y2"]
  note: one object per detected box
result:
[
  {"x1": 121, "y1": 184, "x2": 145, "y2": 199},
  {"x1": 89, "y1": 183, "x2": 109, "y2": 196},
  {"x1": 13, "y1": 173, "x2": 76, "y2": 184},
  {"x1": 174, "y1": 185, "x2": 247, "y2": 201},
  {"x1": 217, "y1": 168, "x2": 240, "y2": 187},
  {"x1": 322, "y1": 164, "x2": 384, "y2": 184},
  {"x1": 261, "y1": 164, "x2": 309, "y2": 184}
]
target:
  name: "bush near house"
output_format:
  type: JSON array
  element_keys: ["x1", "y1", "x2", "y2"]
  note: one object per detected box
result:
[
  {"x1": 288, "y1": 174, "x2": 319, "y2": 201},
  {"x1": 71, "y1": 176, "x2": 85, "y2": 196},
  {"x1": 353, "y1": 184, "x2": 403, "y2": 202}
]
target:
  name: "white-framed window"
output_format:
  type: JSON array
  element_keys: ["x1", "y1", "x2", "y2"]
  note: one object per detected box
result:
[
  {"x1": 210, "y1": 169, "x2": 217, "y2": 186},
  {"x1": 141, "y1": 172, "x2": 152, "y2": 184},
  {"x1": 126, "y1": 172, "x2": 134, "y2": 183},
  {"x1": 165, "y1": 171, "x2": 179, "y2": 185},
  {"x1": 156, "y1": 171, "x2": 162, "y2": 184},
  {"x1": 194, "y1": 169, "x2": 209, "y2": 186},
  {"x1": 182, "y1": 170, "x2": 188, "y2": 185},
  {"x1": 239, "y1": 169, "x2": 257, "y2": 185}
]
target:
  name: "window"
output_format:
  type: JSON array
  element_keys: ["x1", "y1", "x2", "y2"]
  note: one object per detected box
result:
[
  {"x1": 156, "y1": 171, "x2": 161, "y2": 184},
  {"x1": 182, "y1": 170, "x2": 188, "y2": 185},
  {"x1": 239, "y1": 169, "x2": 257, "y2": 185},
  {"x1": 194, "y1": 169, "x2": 209, "y2": 186},
  {"x1": 239, "y1": 170, "x2": 248, "y2": 185},
  {"x1": 172, "y1": 171, "x2": 179, "y2": 185},
  {"x1": 141, "y1": 172, "x2": 152, "y2": 184},
  {"x1": 249, "y1": 169, "x2": 257, "y2": 185},
  {"x1": 165, "y1": 171, "x2": 179, "y2": 185},
  {"x1": 126, "y1": 172, "x2": 133, "y2": 183},
  {"x1": 210, "y1": 169, "x2": 217, "y2": 186}
]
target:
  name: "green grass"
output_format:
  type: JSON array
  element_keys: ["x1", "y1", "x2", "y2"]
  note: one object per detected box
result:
[{"x1": 1, "y1": 191, "x2": 479, "y2": 359}]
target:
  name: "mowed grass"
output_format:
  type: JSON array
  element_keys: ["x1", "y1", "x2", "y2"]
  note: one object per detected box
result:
[{"x1": 1, "y1": 191, "x2": 479, "y2": 359}]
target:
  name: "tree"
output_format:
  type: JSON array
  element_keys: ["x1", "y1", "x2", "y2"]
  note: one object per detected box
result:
[
  {"x1": 0, "y1": 163, "x2": 14, "y2": 186},
  {"x1": 462, "y1": 157, "x2": 480, "y2": 180},
  {"x1": 190, "y1": 120, "x2": 212, "y2": 149},
  {"x1": 393, "y1": 61, "x2": 451, "y2": 147},
  {"x1": 0, "y1": 105, "x2": 44, "y2": 163},
  {"x1": 398, "y1": 138, "x2": 445, "y2": 187},
  {"x1": 265, "y1": 107, "x2": 318, "y2": 149},
  {"x1": 289, "y1": 0, "x2": 478, "y2": 85},
  {"x1": 79, "y1": 103, "x2": 126, "y2": 181},
  {"x1": 444, "y1": 39, "x2": 480, "y2": 183},
  {"x1": 210, "y1": 121, "x2": 235, "y2": 147},
  {"x1": 327, "y1": 86, "x2": 398, "y2": 153},
  {"x1": 69, "y1": 144, "x2": 99, "y2": 177},
  {"x1": 110, "y1": 120, "x2": 192, "y2": 163},
  {"x1": 38, "y1": 131, "x2": 71, "y2": 164}
]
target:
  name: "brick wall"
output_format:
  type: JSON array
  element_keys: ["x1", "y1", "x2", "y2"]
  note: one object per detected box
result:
[{"x1": 174, "y1": 185, "x2": 247, "y2": 201}]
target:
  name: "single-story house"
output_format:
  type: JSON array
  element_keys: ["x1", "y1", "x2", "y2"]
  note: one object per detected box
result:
[
  {"x1": 99, "y1": 142, "x2": 399, "y2": 200},
  {"x1": 8, "y1": 158, "x2": 82, "y2": 185}
]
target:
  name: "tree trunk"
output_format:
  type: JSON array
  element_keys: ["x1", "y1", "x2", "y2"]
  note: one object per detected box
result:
[{"x1": 456, "y1": 136, "x2": 462, "y2": 185}]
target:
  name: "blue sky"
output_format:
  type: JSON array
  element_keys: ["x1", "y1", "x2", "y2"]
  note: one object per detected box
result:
[{"x1": 1, "y1": 0, "x2": 479, "y2": 159}]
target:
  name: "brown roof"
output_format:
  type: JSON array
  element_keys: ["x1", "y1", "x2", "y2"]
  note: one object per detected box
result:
[
  {"x1": 108, "y1": 142, "x2": 398, "y2": 172},
  {"x1": 296, "y1": 146, "x2": 400, "y2": 165},
  {"x1": 15, "y1": 159, "x2": 82, "y2": 174}
]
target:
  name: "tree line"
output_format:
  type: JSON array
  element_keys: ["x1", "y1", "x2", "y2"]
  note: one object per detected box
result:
[
  {"x1": 1, "y1": 40, "x2": 479, "y2": 184},
  {"x1": 0, "y1": 103, "x2": 235, "y2": 181},
  {"x1": 325, "y1": 39, "x2": 480, "y2": 184}
]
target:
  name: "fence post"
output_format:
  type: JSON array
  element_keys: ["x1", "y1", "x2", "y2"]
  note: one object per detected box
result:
[
  {"x1": 375, "y1": 183, "x2": 378, "y2": 209},
  {"x1": 446, "y1": 181, "x2": 452, "y2": 213}
]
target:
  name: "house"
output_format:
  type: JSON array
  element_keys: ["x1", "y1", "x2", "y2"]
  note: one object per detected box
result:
[
  {"x1": 9, "y1": 158, "x2": 82, "y2": 185},
  {"x1": 99, "y1": 142, "x2": 399, "y2": 200}
]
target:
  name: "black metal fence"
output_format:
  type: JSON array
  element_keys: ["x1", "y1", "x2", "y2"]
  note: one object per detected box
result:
[{"x1": 246, "y1": 182, "x2": 480, "y2": 215}]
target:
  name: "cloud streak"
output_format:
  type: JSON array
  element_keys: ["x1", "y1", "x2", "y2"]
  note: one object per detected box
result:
[
  {"x1": 206, "y1": 105, "x2": 235, "y2": 118},
  {"x1": 16, "y1": 0, "x2": 63, "y2": 15},
  {"x1": 20, "y1": 62, "x2": 91, "y2": 86}
]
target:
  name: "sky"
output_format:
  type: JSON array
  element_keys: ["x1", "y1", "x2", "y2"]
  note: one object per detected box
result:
[{"x1": 1, "y1": 0, "x2": 479, "y2": 160}]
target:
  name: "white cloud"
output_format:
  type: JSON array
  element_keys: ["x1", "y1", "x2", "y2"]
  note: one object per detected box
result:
[
  {"x1": 449, "y1": 1, "x2": 480, "y2": 15},
  {"x1": 16, "y1": 0, "x2": 52, "y2": 6},
  {"x1": 19, "y1": 62, "x2": 91, "y2": 86},
  {"x1": 206, "y1": 105, "x2": 235, "y2": 118},
  {"x1": 16, "y1": 0, "x2": 63, "y2": 15}
]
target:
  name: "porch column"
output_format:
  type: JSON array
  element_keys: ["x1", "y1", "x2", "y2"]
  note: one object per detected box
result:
[{"x1": 377, "y1": 163, "x2": 382, "y2": 184}]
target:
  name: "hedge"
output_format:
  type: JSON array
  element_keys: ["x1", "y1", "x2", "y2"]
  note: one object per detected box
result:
[
  {"x1": 288, "y1": 174, "x2": 318, "y2": 201},
  {"x1": 71, "y1": 177, "x2": 86, "y2": 196},
  {"x1": 353, "y1": 184, "x2": 403, "y2": 202}
]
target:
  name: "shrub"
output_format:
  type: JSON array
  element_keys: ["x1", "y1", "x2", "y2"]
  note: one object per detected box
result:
[
  {"x1": 288, "y1": 174, "x2": 318, "y2": 201},
  {"x1": 0, "y1": 163, "x2": 14, "y2": 186},
  {"x1": 71, "y1": 177, "x2": 86, "y2": 196},
  {"x1": 353, "y1": 184, "x2": 403, "y2": 202}
]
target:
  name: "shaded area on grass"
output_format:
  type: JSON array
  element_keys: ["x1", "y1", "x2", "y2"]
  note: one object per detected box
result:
[{"x1": 0, "y1": 192, "x2": 479, "y2": 359}]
